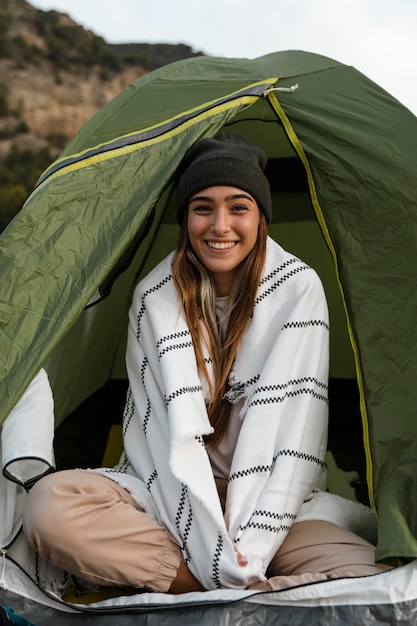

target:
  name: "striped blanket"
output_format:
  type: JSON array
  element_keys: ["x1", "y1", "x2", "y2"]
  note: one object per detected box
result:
[{"x1": 100, "y1": 237, "x2": 375, "y2": 590}]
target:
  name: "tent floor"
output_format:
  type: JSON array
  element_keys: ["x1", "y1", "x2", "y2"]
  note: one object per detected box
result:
[{"x1": 2, "y1": 585, "x2": 417, "y2": 626}]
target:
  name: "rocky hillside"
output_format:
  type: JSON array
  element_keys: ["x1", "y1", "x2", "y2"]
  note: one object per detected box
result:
[{"x1": 0, "y1": 0, "x2": 203, "y2": 231}]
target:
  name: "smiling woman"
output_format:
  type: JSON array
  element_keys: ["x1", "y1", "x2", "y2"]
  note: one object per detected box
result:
[
  {"x1": 186, "y1": 188, "x2": 260, "y2": 296},
  {"x1": 172, "y1": 134, "x2": 270, "y2": 447},
  {"x1": 175, "y1": 132, "x2": 269, "y2": 295},
  {"x1": 22, "y1": 132, "x2": 391, "y2": 596}
]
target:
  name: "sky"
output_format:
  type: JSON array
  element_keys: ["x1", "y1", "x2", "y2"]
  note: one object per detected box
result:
[{"x1": 29, "y1": 0, "x2": 417, "y2": 116}]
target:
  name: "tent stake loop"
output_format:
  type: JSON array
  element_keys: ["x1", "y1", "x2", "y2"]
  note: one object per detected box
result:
[{"x1": 264, "y1": 84, "x2": 299, "y2": 95}]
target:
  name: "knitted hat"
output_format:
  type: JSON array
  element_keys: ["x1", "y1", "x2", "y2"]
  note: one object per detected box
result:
[{"x1": 176, "y1": 132, "x2": 271, "y2": 224}]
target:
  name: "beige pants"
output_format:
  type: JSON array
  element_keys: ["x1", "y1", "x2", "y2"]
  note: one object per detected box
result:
[{"x1": 23, "y1": 470, "x2": 390, "y2": 593}]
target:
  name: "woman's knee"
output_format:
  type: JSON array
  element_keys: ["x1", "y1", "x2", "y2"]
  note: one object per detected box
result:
[
  {"x1": 23, "y1": 469, "x2": 105, "y2": 552},
  {"x1": 267, "y1": 520, "x2": 382, "y2": 578}
]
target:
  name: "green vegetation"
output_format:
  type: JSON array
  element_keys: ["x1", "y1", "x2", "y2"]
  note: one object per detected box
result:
[
  {"x1": 0, "y1": 145, "x2": 53, "y2": 232},
  {"x1": 0, "y1": 9, "x2": 40, "y2": 64},
  {"x1": 0, "y1": 6, "x2": 123, "y2": 71},
  {"x1": 33, "y1": 10, "x2": 123, "y2": 72},
  {"x1": 0, "y1": 6, "x2": 201, "y2": 72},
  {"x1": 112, "y1": 42, "x2": 202, "y2": 71},
  {"x1": 0, "y1": 82, "x2": 8, "y2": 115}
]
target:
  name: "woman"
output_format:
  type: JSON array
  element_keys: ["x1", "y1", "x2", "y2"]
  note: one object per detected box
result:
[{"x1": 23, "y1": 132, "x2": 390, "y2": 594}]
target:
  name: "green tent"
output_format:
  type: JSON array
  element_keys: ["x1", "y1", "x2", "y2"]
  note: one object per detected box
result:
[{"x1": 1, "y1": 51, "x2": 417, "y2": 614}]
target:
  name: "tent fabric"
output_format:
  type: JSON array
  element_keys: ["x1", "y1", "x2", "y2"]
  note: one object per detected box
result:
[{"x1": 1, "y1": 50, "x2": 417, "y2": 609}]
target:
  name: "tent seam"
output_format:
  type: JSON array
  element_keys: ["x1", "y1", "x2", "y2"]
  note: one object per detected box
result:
[
  {"x1": 266, "y1": 90, "x2": 375, "y2": 512},
  {"x1": 30, "y1": 96, "x2": 262, "y2": 195}
]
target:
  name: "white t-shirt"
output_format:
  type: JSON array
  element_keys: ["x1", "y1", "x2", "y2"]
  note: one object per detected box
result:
[{"x1": 207, "y1": 297, "x2": 244, "y2": 480}]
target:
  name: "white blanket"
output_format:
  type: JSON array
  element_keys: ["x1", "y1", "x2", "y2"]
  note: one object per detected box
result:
[{"x1": 100, "y1": 237, "x2": 373, "y2": 590}]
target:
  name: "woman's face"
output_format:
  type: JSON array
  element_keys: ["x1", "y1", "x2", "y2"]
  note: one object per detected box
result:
[{"x1": 187, "y1": 185, "x2": 260, "y2": 296}]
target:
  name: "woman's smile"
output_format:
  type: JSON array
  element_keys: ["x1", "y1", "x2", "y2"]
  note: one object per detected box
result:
[
  {"x1": 187, "y1": 185, "x2": 260, "y2": 296},
  {"x1": 206, "y1": 240, "x2": 237, "y2": 250}
]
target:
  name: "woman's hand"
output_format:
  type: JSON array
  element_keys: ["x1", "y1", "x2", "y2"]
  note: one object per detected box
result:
[{"x1": 234, "y1": 545, "x2": 248, "y2": 567}]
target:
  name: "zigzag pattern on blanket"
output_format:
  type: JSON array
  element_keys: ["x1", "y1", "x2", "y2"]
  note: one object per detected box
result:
[
  {"x1": 256, "y1": 259, "x2": 310, "y2": 302},
  {"x1": 175, "y1": 484, "x2": 193, "y2": 563},
  {"x1": 146, "y1": 469, "x2": 158, "y2": 491},
  {"x1": 249, "y1": 379, "x2": 328, "y2": 406},
  {"x1": 135, "y1": 274, "x2": 173, "y2": 341},
  {"x1": 212, "y1": 533, "x2": 224, "y2": 588},
  {"x1": 236, "y1": 510, "x2": 297, "y2": 538},
  {"x1": 157, "y1": 329, "x2": 194, "y2": 359}
]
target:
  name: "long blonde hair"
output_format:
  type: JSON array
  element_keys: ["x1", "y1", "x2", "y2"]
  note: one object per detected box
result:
[{"x1": 172, "y1": 214, "x2": 268, "y2": 448}]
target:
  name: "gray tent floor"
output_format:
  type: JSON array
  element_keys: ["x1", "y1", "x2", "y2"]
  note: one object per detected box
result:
[{"x1": 2, "y1": 586, "x2": 417, "y2": 625}]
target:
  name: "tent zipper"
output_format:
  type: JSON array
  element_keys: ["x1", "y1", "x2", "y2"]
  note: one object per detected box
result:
[{"x1": 33, "y1": 80, "x2": 276, "y2": 192}]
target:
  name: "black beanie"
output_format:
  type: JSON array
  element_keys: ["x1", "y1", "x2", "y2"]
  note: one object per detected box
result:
[{"x1": 176, "y1": 132, "x2": 271, "y2": 224}]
